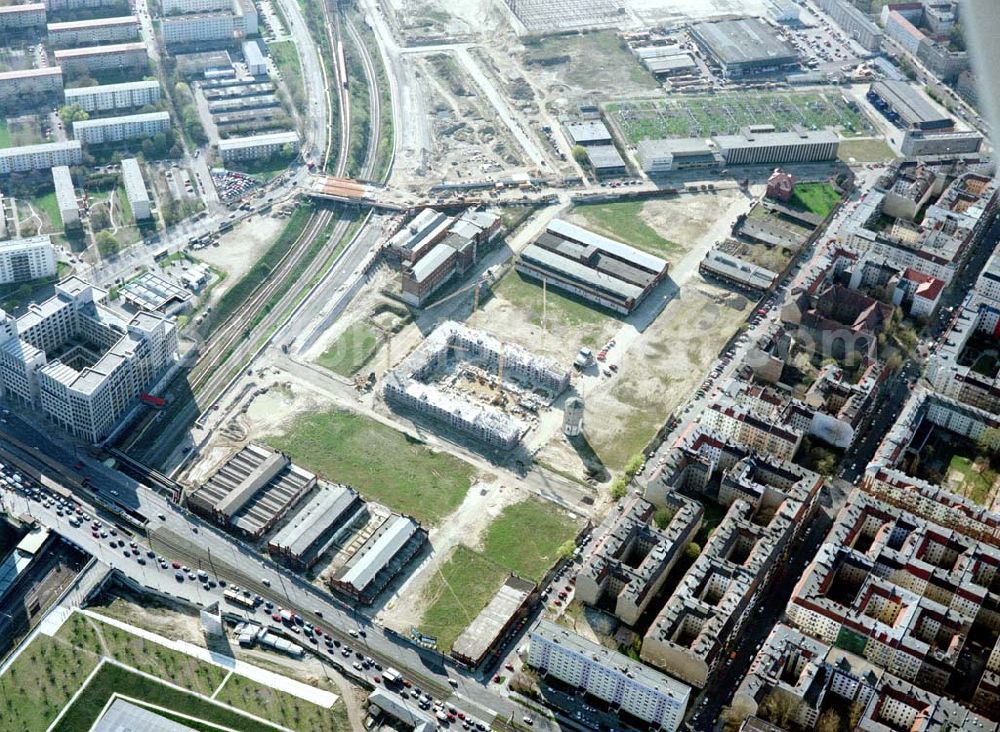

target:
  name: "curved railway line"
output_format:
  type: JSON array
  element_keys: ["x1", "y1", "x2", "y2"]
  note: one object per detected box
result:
[{"x1": 120, "y1": 3, "x2": 387, "y2": 467}]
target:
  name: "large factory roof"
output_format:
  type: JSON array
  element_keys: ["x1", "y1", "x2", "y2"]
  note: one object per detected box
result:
[
  {"x1": 452, "y1": 574, "x2": 534, "y2": 663},
  {"x1": 871, "y1": 80, "x2": 951, "y2": 129},
  {"x1": 547, "y1": 219, "x2": 668, "y2": 275},
  {"x1": 690, "y1": 17, "x2": 797, "y2": 67},
  {"x1": 268, "y1": 483, "x2": 360, "y2": 560},
  {"x1": 334, "y1": 514, "x2": 419, "y2": 592},
  {"x1": 520, "y1": 244, "x2": 644, "y2": 301}
]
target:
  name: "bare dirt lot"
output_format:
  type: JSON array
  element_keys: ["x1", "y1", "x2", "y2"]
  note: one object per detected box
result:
[{"x1": 194, "y1": 214, "x2": 286, "y2": 305}]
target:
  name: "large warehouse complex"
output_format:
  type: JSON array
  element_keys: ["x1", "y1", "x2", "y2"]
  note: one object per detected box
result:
[
  {"x1": 690, "y1": 17, "x2": 798, "y2": 78},
  {"x1": 190, "y1": 444, "x2": 427, "y2": 603},
  {"x1": 516, "y1": 219, "x2": 669, "y2": 315},
  {"x1": 867, "y1": 80, "x2": 953, "y2": 131}
]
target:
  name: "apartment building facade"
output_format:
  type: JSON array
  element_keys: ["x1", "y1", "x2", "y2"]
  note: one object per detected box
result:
[
  {"x1": 120, "y1": 158, "x2": 151, "y2": 220},
  {"x1": 63, "y1": 80, "x2": 161, "y2": 113},
  {"x1": 46, "y1": 16, "x2": 140, "y2": 47},
  {"x1": 0, "y1": 236, "x2": 57, "y2": 285},
  {"x1": 527, "y1": 620, "x2": 690, "y2": 732},
  {"x1": 52, "y1": 165, "x2": 78, "y2": 227},
  {"x1": 0, "y1": 67, "x2": 64, "y2": 106},
  {"x1": 0, "y1": 141, "x2": 82, "y2": 174},
  {"x1": 0, "y1": 3, "x2": 46, "y2": 31},
  {"x1": 54, "y1": 43, "x2": 148, "y2": 76},
  {"x1": 217, "y1": 131, "x2": 299, "y2": 161},
  {"x1": 73, "y1": 111, "x2": 170, "y2": 144}
]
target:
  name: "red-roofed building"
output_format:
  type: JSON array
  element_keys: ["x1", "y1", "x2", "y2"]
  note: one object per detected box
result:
[
  {"x1": 766, "y1": 168, "x2": 796, "y2": 202},
  {"x1": 897, "y1": 267, "x2": 945, "y2": 318}
]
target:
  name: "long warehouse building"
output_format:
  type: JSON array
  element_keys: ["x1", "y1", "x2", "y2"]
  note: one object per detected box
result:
[
  {"x1": 329, "y1": 514, "x2": 427, "y2": 605},
  {"x1": 867, "y1": 79, "x2": 953, "y2": 131},
  {"x1": 690, "y1": 17, "x2": 798, "y2": 78},
  {"x1": 267, "y1": 483, "x2": 365, "y2": 569},
  {"x1": 188, "y1": 444, "x2": 316, "y2": 539},
  {"x1": 700, "y1": 249, "x2": 779, "y2": 292},
  {"x1": 516, "y1": 219, "x2": 669, "y2": 315},
  {"x1": 713, "y1": 126, "x2": 839, "y2": 166}
]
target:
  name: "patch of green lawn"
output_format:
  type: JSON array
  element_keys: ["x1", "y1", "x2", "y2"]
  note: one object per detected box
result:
[
  {"x1": 418, "y1": 545, "x2": 509, "y2": 652},
  {"x1": 31, "y1": 190, "x2": 63, "y2": 233},
  {"x1": 0, "y1": 119, "x2": 10, "y2": 147},
  {"x1": 315, "y1": 321, "x2": 378, "y2": 376},
  {"x1": 215, "y1": 673, "x2": 350, "y2": 732},
  {"x1": 266, "y1": 409, "x2": 474, "y2": 525},
  {"x1": 495, "y1": 270, "x2": 615, "y2": 333},
  {"x1": 571, "y1": 201, "x2": 680, "y2": 259},
  {"x1": 949, "y1": 455, "x2": 998, "y2": 506},
  {"x1": 789, "y1": 182, "x2": 842, "y2": 219},
  {"x1": 481, "y1": 498, "x2": 582, "y2": 581},
  {"x1": 837, "y1": 138, "x2": 898, "y2": 163},
  {"x1": 0, "y1": 633, "x2": 100, "y2": 732},
  {"x1": 52, "y1": 663, "x2": 285, "y2": 732}
]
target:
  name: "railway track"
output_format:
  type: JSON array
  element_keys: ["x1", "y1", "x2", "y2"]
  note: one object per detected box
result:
[{"x1": 119, "y1": 1, "x2": 385, "y2": 466}]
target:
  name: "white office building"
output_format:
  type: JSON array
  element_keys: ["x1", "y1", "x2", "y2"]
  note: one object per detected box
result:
[
  {"x1": 0, "y1": 3, "x2": 46, "y2": 31},
  {"x1": 46, "y1": 16, "x2": 141, "y2": 47},
  {"x1": 0, "y1": 141, "x2": 83, "y2": 175},
  {"x1": 243, "y1": 40, "x2": 266, "y2": 76},
  {"x1": 218, "y1": 130, "x2": 299, "y2": 161},
  {"x1": 120, "y1": 158, "x2": 151, "y2": 220},
  {"x1": 0, "y1": 236, "x2": 57, "y2": 285},
  {"x1": 52, "y1": 165, "x2": 79, "y2": 227},
  {"x1": 0, "y1": 278, "x2": 177, "y2": 443},
  {"x1": 54, "y1": 43, "x2": 149, "y2": 76},
  {"x1": 64, "y1": 80, "x2": 161, "y2": 113},
  {"x1": 527, "y1": 620, "x2": 690, "y2": 732},
  {"x1": 73, "y1": 111, "x2": 171, "y2": 145},
  {"x1": 713, "y1": 127, "x2": 839, "y2": 166},
  {"x1": 0, "y1": 67, "x2": 64, "y2": 104}
]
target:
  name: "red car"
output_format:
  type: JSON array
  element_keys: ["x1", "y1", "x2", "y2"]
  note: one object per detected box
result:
[
  {"x1": 373, "y1": 675, "x2": 381, "y2": 684},
  {"x1": 272, "y1": 613, "x2": 281, "y2": 622},
  {"x1": 505, "y1": 663, "x2": 514, "y2": 671},
  {"x1": 172, "y1": 561, "x2": 181, "y2": 569}
]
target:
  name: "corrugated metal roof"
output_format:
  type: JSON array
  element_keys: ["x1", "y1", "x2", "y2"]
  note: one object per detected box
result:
[{"x1": 547, "y1": 219, "x2": 668, "y2": 275}]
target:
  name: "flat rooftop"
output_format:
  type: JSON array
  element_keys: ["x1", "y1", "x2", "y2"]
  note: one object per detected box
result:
[
  {"x1": 452, "y1": 574, "x2": 534, "y2": 662},
  {"x1": 54, "y1": 42, "x2": 146, "y2": 58},
  {"x1": 691, "y1": 17, "x2": 797, "y2": 67},
  {"x1": 871, "y1": 80, "x2": 951, "y2": 127}
]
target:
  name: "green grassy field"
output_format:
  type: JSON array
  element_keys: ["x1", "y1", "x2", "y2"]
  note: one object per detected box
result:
[
  {"x1": 494, "y1": 270, "x2": 616, "y2": 335},
  {"x1": 837, "y1": 137, "x2": 898, "y2": 163},
  {"x1": 52, "y1": 664, "x2": 287, "y2": 732},
  {"x1": 266, "y1": 409, "x2": 474, "y2": 525},
  {"x1": 0, "y1": 118, "x2": 10, "y2": 147},
  {"x1": 607, "y1": 91, "x2": 873, "y2": 143},
  {"x1": 417, "y1": 498, "x2": 581, "y2": 650},
  {"x1": 31, "y1": 190, "x2": 63, "y2": 233},
  {"x1": 215, "y1": 672, "x2": 350, "y2": 732},
  {"x1": 481, "y1": 498, "x2": 582, "y2": 581},
  {"x1": 315, "y1": 321, "x2": 378, "y2": 376},
  {"x1": 571, "y1": 201, "x2": 681, "y2": 259},
  {"x1": 271, "y1": 40, "x2": 305, "y2": 113},
  {"x1": 949, "y1": 455, "x2": 998, "y2": 505},
  {"x1": 417, "y1": 545, "x2": 510, "y2": 652},
  {"x1": 790, "y1": 182, "x2": 841, "y2": 219}
]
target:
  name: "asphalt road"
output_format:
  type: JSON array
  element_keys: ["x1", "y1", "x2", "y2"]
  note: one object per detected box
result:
[{"x1": 0, "y1": 411, "x2": 556, "y2": 731}]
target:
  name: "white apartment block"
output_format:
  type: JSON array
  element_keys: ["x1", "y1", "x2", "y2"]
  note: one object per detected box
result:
[
  {"x1": 120, "y1": 158, "x2": 151, "y2": 220},
  {"x1": 162, "y1": 0, "x2": 230, "y2": 13},
  {"x1": 0, "y1": 67, "x2": 64, "y2": 104},
  {"x1": 0, "y1": 141, "x2": 83, "y2": 175},
  {"x1": 52, "y1": 165, "x2": 79, "y2": 226},
  {"x1": 54, "y1": 43, "x2": 149, "y2": 76},
  {"x1": 0, "y1": 236, "x2": 57, "y2": 285},
  {"x1": 73, "y1": 111, "x2": 170, "y2": 145},
  {"x1": 527, "y1": 620, "x2": 690, "y2": 732},
  {"x1": 64, "y1": 80, "x2": 161, "y2": 113},
  {"x1": 46, "y1": 16, "x2": 140, "y2": 47},
  {"x1": 217, "y1": 130, "x2": 299, "y2": 161},
  {"x1": 0, "y1": 3, "x2": 46, "y2": 31},
  {"x1": 161, "y1": 12, "x2": 238, "y2": 44},
  {"x1": 0, "y1": 278, "x2": 177, "y2": 443},
  {"x1": 45, "y1": 0, "x2": 123, "y2": 12}
]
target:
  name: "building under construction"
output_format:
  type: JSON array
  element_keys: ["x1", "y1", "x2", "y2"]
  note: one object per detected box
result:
[{"x1": 382, "y1": 321, "x2": 571, "y2": 450}]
